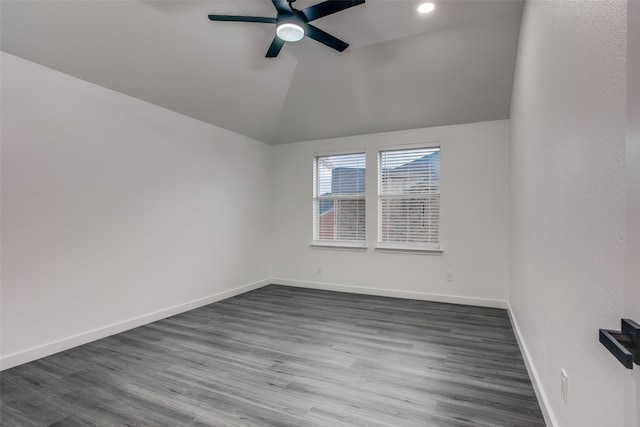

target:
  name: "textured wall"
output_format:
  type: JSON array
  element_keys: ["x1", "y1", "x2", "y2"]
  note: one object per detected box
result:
[
  {"x1": 509, "y1": 1, "x2": 627, "y2": 426},
  {"x1": 625, "y1": 2, "x2": 640, "y2": 425}
]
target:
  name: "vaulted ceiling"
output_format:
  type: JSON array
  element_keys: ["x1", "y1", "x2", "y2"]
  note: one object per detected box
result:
[{"x1": 1, "y1": 0, "x2": 523, "y2": 144}]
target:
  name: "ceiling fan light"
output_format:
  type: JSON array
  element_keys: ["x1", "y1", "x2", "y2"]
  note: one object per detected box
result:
[{"x1": 276, "y1": 22, "x2": 304, "y2": 42}]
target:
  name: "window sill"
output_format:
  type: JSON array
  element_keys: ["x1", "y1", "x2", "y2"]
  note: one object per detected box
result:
[
  {"x1": 311, "y1": 241, "x2": 368, "y2": 250},
  {"x1": 375, "y1": 245, "x2": 443, "y2": 255}
]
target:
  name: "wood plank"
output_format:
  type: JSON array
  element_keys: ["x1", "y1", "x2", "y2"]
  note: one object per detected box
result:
[{"x1": 0, "y1": 285, "x2": 544, "y2": 426}]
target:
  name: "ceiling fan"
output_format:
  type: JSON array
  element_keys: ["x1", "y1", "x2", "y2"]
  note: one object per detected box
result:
[{"x1": 208, "y1": 0, "x2": 365, "y2": 58}]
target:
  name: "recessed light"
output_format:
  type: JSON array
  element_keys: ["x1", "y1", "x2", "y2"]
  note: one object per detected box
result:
[{"x1": 417, "y1": 2, "x2": 435, "y2": 14}]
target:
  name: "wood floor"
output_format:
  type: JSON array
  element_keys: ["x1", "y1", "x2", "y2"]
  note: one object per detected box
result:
[{"x1": 1, "y1": 285, "x2": 545, "y2": 426}]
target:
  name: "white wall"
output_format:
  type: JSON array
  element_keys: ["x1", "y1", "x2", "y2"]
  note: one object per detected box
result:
[
  {"x1": 0, "y1": 53, "x2": 273, "y2": 369},
  {"x1": 625, "y1": 1, "x2": 640, "y2": 425},
  {"x1": 272, "y1": 120, "x2": 510, "y2": 307},
  {"x1": 509, "y1": 1, "x2": 627, "y2": 426}
]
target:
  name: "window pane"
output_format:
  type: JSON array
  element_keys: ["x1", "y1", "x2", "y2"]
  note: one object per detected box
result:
[
  {"x1": 317, "y1": 154, "x2": 366, "y2": 197},
  {"x1": 380, "y1": 197, "x2": 440, "y2": 244},
  {"x1": 314, "y1": 152, "x2": 366, "y2": 242},
  {"x1": 317, "y1": 199, "x2": 365, "y2": 241},
  {"x1": 378, "y1": 147, "x2": 440, "y2": 247},
  {"x1": 380, "y1": 148, "x2": 439, "y2": 195}
]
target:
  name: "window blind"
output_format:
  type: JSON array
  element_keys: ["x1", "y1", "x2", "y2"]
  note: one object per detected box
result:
[
  {"x1": 378, "y1": 147, "x2": 440, "y2": 248},
  {"x1": 313, "y1": 153, "x2": 366, "y2": 243}
]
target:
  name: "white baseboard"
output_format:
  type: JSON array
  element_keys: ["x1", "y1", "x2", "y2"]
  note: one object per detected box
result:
[
  {"x1": 1, "y1": 278, "x2": 510, "y2": 371},
  {"x1": 507, "y1": 304, "x2": 557, "y2": 427},
  {"x1": 272, "y1": 278, "x2": 508, "y2": 309},
  {"x1": 0, "y1": 279, "x2": 271, "y2": 371}
]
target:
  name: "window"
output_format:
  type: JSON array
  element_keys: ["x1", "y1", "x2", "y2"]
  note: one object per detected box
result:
[
  {"x1": 313, "y1": 152, "x2": 366, "y2": 246},
  {"x1": 378, "y1": 146, "x2": 440, "y2": 250}
]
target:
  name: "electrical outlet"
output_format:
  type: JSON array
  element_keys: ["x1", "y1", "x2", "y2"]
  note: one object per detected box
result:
[
  {"x1": 317, "y1": 265, "x2": 322, "y2": 274},
  {"x1": 256, "y1": 262, "x2": 260, "y2": 271},
  {"x1": 560, "y1": 369, "x2": 568, "y2": 404},
  {"x1": 446, "y1": 271, "x2": 454, "y2": 281}
]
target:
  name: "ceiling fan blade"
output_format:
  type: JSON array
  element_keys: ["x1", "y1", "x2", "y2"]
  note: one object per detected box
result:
[
  {"x1": 305, "y1": 24, "x2": 349, "y2": 52},
  {"x1": 266, "y1": 36, "x2": 285, "y2": 57},
  {"x1": 300, "y1": 0, "x2": 365, "y2": 22},
  {"x1": 208, "y1": 15, "x2": 276, "y2": 24},
  {"x1": 271, "y1": 0, "x2": 292, "y2": 14}
]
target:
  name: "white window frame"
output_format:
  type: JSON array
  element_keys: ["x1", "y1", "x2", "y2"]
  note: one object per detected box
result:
[
  {"x1": 376, "y1": 144, "x2": 442, "y2": 253},
  {"x1": 312, "y1": 150, "x2": 367, "y2": 249}
]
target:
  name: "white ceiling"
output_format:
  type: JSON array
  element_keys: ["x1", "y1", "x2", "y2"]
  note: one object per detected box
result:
[{"x1": 1, "y1": 0, "x2": 523, "y2": 144}]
